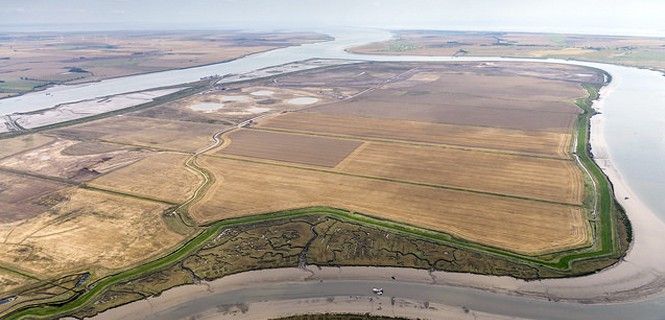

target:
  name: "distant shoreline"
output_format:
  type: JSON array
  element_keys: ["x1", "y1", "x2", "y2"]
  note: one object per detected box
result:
[{"x1": 0, "y1": 33, "x2": 334, "y2": 103}]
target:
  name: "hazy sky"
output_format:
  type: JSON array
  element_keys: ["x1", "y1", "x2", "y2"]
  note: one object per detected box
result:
[{"x1": 1, "y1": 0, "x2": 664, "y2": 36}]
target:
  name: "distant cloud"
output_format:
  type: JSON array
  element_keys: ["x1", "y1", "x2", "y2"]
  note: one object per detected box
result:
[{"x1": 0, "y1": 0, "x2": 663, "y2": 37}]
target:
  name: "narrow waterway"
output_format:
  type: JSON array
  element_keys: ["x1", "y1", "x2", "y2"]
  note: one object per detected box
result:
[{"x1": 5, "y1": 29, "x2": 665, "y2": 319}]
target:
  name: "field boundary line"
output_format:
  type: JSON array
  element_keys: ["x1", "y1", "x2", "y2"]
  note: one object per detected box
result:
[
  {"x1": 0, "y1": 167, "x2": 80, "y2": 186},
  {"x1": 251, "y1": 125, "x2": 571, "y2": 161},
  {"x1": 208, "y1": 153, "x2": 583, "y2": 207},
  {"x1": 82, "y1": 185, "x2": 180, "y2": 206}
]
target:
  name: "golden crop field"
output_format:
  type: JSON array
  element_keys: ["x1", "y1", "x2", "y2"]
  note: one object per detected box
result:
[
  {"x1": 0, "y1": 134, "x2": 54, "y2": 159},
  {"x1": 219, "y1": 129, "x2": 362, "y2": 167},
  {"x1": 336, "y1": 142, "x2": 583, "y2": 204},
  {"x1": 191, "y1": 156, "x2": 588, "y2": 255},
  {"x1": 52, "y1": 116, "x2": 222, "y2": 152},
  {"x1": 0, "y1": 187, "x2": 182, "y2": 278},
  {"x1": 0, "y1": 270, "x2": 35, "y2": 294},
  {"x1": 88, "y1": 152, "x2": 202, "y2": 203},
  {"x1": 258, "y1": 112, "x2": 573, "y2": 158}
]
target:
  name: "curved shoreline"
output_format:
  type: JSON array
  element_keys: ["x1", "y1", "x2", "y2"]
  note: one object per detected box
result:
[
  {"x1": 0, "y1": 35, "x2": 335, "y2": 103},
  {"x1": 93, "y1": 265, "x2": 665, "y2": 320}
]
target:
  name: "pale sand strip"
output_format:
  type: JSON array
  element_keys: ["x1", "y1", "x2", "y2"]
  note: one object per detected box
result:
[{"x1": 93, "y1": 267, "x2": 527, "y2": 320}]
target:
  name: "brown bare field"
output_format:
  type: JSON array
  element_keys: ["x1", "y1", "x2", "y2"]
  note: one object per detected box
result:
[
  {"x1": 310, "y1": 98, "x2": 577, "y2": 131},
  {"x1": 88, "y1": 152, "x2": 202, "y2": 203},
  {"x1": 0, "y1": 31, "x2": 330, "y2": 95},
  {"x1": 0, "y1": 187, "x2": 182, "y2": 278},
  {"x1": 0, "y1": 171, "x2": 69, "y2": 222},
  {"x1": 191, "y1": 157, "x2": 588, "y2": 255},
  {"x1": 0, "y1": 138, "x2": 150, "y2": 181},
  {"x1": 257, "y1": 112, "x2": 572, "y2": 158},
  {"x1": 337, "y1": 142, "x2": 583, "y2": 204},
  {"x1": 403, "y1": 73, "x2": 586, "y2": 111},
  {"x1": 350, "y1": 30, "x2": 665, "y2": 72},
  {"x1": 307, "y1": 73, "x2": 584, "y2": 132},
  {"x1": 218, "y1": 129, "x2": 362, "y2": 167},
  {"x1": 51, "y1": 116, "x2": 223, "y2": 152},
  {"x1": 0, "y1": 134, "x2": 54, "y2": 159}
]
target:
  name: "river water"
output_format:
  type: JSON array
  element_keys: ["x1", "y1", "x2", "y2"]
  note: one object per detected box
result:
[{"x1": 4, "y1": 29, "x2": 665, "y2": 319}]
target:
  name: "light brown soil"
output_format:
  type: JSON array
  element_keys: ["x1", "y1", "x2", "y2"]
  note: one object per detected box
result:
[
  {"x1": 337, "y1": 142, "x2": 583, "y2": 204},
  {"x1": 0, "y1": 134, "x2": 54, "y2": 159},
  {"x1": 257, "y1": 112, "x2": 572, "y2": 158},
  {"x1": 306, "y1": 73, "x2": 585, "y2": 132},
  {"x1": 88, "y1": 152, "x2": 202, "y2": 203},
  {"x1": 0, "y1": 171, "x2": 69, "y2": 222},
  {"x1": 0, "y1": 270, "x2": 34, "y2": 294},
  {"x1": 219, "y1": 129, "x2": 363, "y2": 167},
  {"x1": 0, "y1": 138, "x2": 150, "y2": 181},
  {"x1": 0, "y1": 187, "x2": 182, "y2": 278},
  {"x1": 135, "y1": 86, "x2": 333, "y2": 125},
  {"x1": 51, "y1": 116, "x2": 224, "y2": 152}
]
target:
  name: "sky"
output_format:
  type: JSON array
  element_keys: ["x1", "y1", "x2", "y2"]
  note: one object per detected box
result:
[{"x1": 1, "y1": 0, "x2": 664, "y2": 37}]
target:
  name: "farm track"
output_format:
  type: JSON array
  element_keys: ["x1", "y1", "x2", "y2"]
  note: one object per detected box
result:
[{"x1": 168, "y1": 113, "x2": 276, "y2": 230}]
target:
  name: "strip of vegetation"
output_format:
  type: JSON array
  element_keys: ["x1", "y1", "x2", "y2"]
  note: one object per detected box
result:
[{"x1": 2, "y1": 79, "x2": 630, "y2": 319}]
